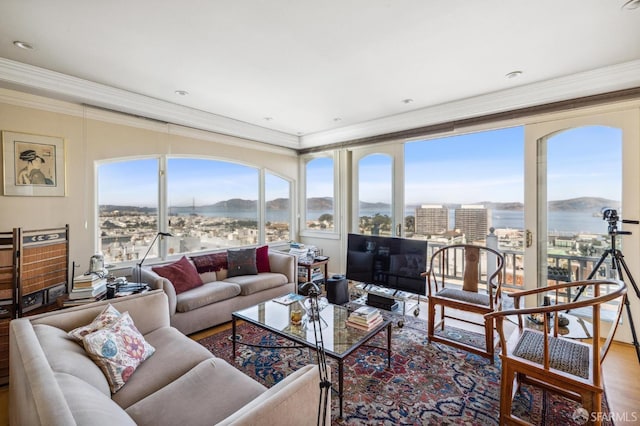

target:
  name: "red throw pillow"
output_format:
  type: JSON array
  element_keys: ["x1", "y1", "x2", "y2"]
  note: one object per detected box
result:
[
  {"x1": 152, "y1": 256, "x2": 203, "y2": 295},
  {"x1": 256, "y1": 245, "x2": 271, "y2": 273}
]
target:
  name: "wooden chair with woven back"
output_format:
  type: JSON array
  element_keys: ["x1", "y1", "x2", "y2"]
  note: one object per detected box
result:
[
  {"x1": 422, "y1": 244, "x2": 505, "y2": 362},
  {"x1": 486, "y1": 279, "x2": 627, "y2": 426}
]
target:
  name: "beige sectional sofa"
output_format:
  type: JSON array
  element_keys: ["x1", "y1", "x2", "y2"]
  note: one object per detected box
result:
[
  {"x1": 9, "y1": 290, "x2": 327, "y2": 425},
  {"x1": 140, "y1": 249, "x2": 296, "y2": 335}
]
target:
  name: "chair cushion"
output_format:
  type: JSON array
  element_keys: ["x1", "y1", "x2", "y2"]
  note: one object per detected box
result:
[
  {"x1": 435, "y1": 287, "x2": 490, "y2": 306},
  {"x1": 512, "y1": 329, "x2": 589, "y2": 379},
  {"x1": 112, "y1": 326, "x2": 214, "y2": 408},
  {"x1": 224, "y1": 272, "x2": 288, "y2": 296},
  {"x1": 175, "y1": 281, "x2": 241, "y2": 313},
  {"x1": 125, "y1": 358, "x2": 266, "y2": 426},
  {"x1": 55, "y1": 372, "x2": 138, "y2": 426}
]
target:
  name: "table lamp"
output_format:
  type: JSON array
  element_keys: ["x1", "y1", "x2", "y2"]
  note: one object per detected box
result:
[{"x1": 136, "y1": 232, "x2": 172, "y2": 287}]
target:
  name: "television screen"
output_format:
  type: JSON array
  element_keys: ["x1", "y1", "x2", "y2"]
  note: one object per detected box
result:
[{"x1": 345, "y1": 233, "x2": 427, "y2": 295}]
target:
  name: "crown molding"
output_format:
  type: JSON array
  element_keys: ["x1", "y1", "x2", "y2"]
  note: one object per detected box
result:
[
  {"x1": 0, "y1": 57, "x2": 300, "y2": 149},
  {"x1": 300, "y1": 60, "x2": 640, "y2": 149},
  {"x1": 2, "y1": 57, "x2": 640, "y2": 151},
  {"x1": 167, "y1": 124, "x2": 298, "y2": 157}
]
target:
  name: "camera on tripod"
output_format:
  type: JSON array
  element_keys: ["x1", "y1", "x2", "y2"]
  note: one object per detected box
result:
[
  {"x1": 601, "y1": 207, "x2": 619, "y2": 223},
  {"x1": 601, "y1": 207, "x2": 638, "y2": 235}
]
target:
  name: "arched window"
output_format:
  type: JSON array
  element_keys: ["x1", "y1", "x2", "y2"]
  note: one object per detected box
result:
[
  {"x1": 97, "y1": 156, "x2": 292, "y2": 265},
  {"x1": 305, "y1": 156, "x2": 335, "y2": 232},
  {"x1": 98, "y1": 158, "x2": 160, "y2": 264}
]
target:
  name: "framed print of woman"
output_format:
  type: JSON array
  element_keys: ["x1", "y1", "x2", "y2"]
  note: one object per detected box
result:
[
  {"x1": 17, "y1": 149, "x2": 54, "y2": 186},
  {"x1": 2, "y1": 131, "x2": 65, "y2": 197}
]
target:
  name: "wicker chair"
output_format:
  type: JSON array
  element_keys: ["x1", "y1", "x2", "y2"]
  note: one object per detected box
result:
[
  {"x1": 486, "y1": 279, "x2": 627, "y2": 426},
  {"x1": 423, "y1": 244, "x2": 505, "y2": 362}
]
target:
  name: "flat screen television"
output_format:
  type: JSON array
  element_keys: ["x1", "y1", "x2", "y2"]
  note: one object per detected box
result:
[{"x1": 345, "y1": 233, "x2": 427, "y2": 296}]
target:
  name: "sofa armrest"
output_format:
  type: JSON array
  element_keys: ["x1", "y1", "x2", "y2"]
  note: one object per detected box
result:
[
  {"x1": 140, "y1": 267, "x2": 178, "y2": 315},
  {"x1": 268, "y1": 251, "x2": 296, "y2": 285},
  {"x1": 216, "y1": 364, "x2": 329, "y2": 426},
  {"x1": 10, "y1": 319, "x2": 77, "y2": 426}
]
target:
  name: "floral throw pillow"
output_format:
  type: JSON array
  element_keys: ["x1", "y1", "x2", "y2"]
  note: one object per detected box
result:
[
  {"x1": 82, "y1": 311, "x2": 155, "y2": 393},
  {"x1": 68, "y1": 304, "x2": 121, "y2": 341}
]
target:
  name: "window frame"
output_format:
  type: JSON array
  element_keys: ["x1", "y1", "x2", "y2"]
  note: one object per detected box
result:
[
  {"x1": 96, "y1": 155, "x2": 295, "y2": 266},
  {"x1": 300, "y1": 152, "x2": 340, "y2": 237}
]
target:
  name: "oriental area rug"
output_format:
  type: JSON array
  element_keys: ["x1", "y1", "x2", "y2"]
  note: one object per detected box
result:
[{"x1": 197, "y1": 317, "x2": 612, "y2": 425}]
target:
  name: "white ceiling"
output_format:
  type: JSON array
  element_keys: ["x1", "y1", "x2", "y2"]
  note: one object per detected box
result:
[{"x1": 1, "y1": 0, "x2": 640, "y2": 149}]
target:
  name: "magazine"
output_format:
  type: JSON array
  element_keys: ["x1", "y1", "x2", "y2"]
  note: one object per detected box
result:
[{"x1": 273, "y1": 293, "x2": 305, "y2": 305}]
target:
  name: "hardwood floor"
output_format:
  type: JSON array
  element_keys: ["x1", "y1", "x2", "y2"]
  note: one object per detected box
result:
[{"x1": 1, "y1": 312, "x2": 638, "y2": 425}]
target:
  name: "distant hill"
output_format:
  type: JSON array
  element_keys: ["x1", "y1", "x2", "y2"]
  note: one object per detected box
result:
[
  {"x1": 547, "y1": 197, "x2": 619, "y2": 212},
  {"x1": 267, "y1": 198, "x2": 290, "y2": 210},
  {"x1": 475, "y1": 201, "x2": 524, "y2": 211},
  {"x1": 99, "y1": 205, "x2": 157, "y2": 214},
  {"x1": 448, "y1": 197, "x2": 618, "y2": 212},
  {"x1": 101, "y1": 196, "x2": 620, "y2": 214},
  {"x1": 306, "y1": 197, "x2": 333, "y2": 210},
  {"x1": 207, "y1": 198, "x2": 256, "y2": 210},
  {"x1": 360, "y1": 201, "x2": 390, "y2": 210}
]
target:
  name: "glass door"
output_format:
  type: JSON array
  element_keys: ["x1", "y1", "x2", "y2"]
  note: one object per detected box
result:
[
  {"x1": 350, "y1": 145, "x2": 404, "y2": 237},
  {"x1": 524, "y1": 109, "x2": 639, "y2": 338}
]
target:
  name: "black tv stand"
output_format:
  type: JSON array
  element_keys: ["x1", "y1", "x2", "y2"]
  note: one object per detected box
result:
[
  {"x1": 366, "y1": 293, "x2": 397, "y2": 311},
  {"x1": 352, "y1": 282, "x2": 421, "y2": 327}
]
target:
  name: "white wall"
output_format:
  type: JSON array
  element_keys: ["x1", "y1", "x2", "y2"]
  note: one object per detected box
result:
[{"x1": 0, "y1": 88, "x2": 298, "y2": 272}]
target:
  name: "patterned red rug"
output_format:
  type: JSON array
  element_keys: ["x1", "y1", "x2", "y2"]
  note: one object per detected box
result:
[{"x1": 197, "y1": 317, "x2": 611, "y2": 425}]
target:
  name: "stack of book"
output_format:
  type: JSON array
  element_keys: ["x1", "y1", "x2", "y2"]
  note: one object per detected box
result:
[
  {"x1": 346, "y1": 306, "x2": 383, "y2": 331},
  {"x1": 64, "y1": 274, "x2": 108, "y2": 306}
]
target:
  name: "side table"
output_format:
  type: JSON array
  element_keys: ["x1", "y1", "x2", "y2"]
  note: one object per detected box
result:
[{"x1": 297, "y1": 257, "x2": 329, "y2": 288}]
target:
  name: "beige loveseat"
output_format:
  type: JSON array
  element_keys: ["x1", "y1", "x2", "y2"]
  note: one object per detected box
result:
[
  {"x1": 9, "y1": 290, "x2": 327, "y2": 425},
  {"x1": 140, "y1": 250, "x2": 296, "y2": 335}
]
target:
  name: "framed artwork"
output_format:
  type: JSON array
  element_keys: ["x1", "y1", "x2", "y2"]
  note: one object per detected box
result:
[{"x1": 2, "y1": 131, "x2": 66, "y2": 196}]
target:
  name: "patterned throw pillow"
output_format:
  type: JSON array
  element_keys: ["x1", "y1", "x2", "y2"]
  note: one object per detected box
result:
[
  {"x1": 227, "y1": 247, "x2": 258, "y2": 277},
  {"x1": 82, "y1": 311, "x2": 155, "y2": 393},
  {"x1": 256, "y1": 245, "x2": 271, "y2": 273},
  {"x1": 68, "y1": 304, "x2": 121, "y2": 341},
  {"x1": 190, "y1": 252, "x2": 228, "y2": 274},
  {"x1": 152, "y1": 256, "x2": 204, "y2": 294}
]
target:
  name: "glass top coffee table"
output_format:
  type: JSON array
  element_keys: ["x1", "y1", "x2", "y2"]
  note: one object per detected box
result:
[{"x1": 232, "y1": 299, "x2": 392, "y2": 418}]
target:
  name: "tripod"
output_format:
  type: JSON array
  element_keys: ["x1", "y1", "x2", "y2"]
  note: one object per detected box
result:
[{"x1": 571, "y1": 218, "x2": 640, "y2": 363}]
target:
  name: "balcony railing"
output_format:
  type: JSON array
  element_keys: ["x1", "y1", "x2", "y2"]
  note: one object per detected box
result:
[{"x1": 425, "y1": 242, "x2": 622, "y2": 317}]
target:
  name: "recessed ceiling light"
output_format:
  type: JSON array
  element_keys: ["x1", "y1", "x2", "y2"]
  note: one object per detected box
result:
[
  {"x1": 622, "y1": 0, "x2": 640, "y2": 10},
  {"x1": 174, "y1": 90, "x2": 189, "y2": 96},
  {"x1": 401, "y1": 98, "x2": 414, "y2": 104},
  {"x1": 505, "y1": 70, "x2": 523, "y2": 79},
  {"x1": 13, "y1": 40, "x2": 34, "y2": 50},
  {"x1": 333, "y1": 117, "x2": 342, "y2": 122},
  {"x1": 263, "y1": 117, "x2": 273, "y2": 121}
]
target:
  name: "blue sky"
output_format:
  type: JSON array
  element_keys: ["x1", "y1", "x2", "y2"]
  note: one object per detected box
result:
[
  {"x1": 100, "y1": 158, "x2": 272, "y2": 206},
  {"x1": 99, "y1": 125, "x2": 622, "y2": 207},
  {"x1": 401, "y1": 125, "x2": 621, "y2": 205}
]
